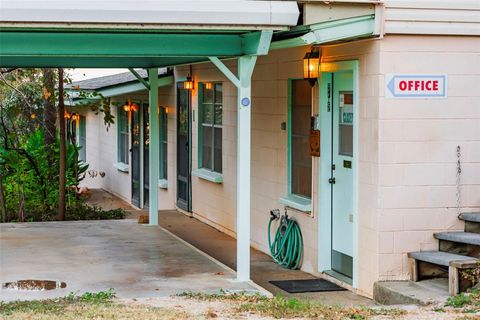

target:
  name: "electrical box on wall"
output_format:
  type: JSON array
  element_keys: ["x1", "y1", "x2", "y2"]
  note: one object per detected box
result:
[{"x1": 311, "y1": 114, "x2": 320, "y2": 130}]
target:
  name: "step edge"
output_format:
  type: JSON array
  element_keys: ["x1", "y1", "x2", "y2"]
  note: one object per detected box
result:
[
  {"x1": 408, "y1": 251, "x2": 474, "y2": 267},
  {"x1": 434, "y1": 232, "x2": 480, "y2": 245},
  {"x1": 459, "y1": 212, "x2": 480, "y2": 222}
]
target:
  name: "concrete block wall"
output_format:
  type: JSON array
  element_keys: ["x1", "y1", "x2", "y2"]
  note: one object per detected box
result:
[{"x1": 377, "y1": 35, "x2": 480, "y2": 281}]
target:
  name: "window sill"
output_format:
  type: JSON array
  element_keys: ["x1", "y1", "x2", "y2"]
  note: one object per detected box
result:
[
  {"x1": 279, "y1": 194, "x2": 312, "y2": 213},
  {"x1": 158, "y1": 179, "x2": 168, "y2": 189},
  {"x1": 192, "y1": 168, "x2": 223, "y2": 184},
  {"x1": 114, "y1": 162, "x2": 129, "y2": 173}
]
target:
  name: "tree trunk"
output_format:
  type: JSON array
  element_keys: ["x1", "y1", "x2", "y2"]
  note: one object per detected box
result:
[
  {"x1": 0, "y1": 173, "x2": 7, "y2": 223},
  {"x1": 58, "y1": 68, "x2": 66, "y2": 221},
  {"x1": 42, "y1": 68, "x2": 56, "y2": 148}
]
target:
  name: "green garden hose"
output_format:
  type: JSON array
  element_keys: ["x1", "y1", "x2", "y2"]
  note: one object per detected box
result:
[{"x1": 268, "y1": 212, "x2": 303, "y2": 269}]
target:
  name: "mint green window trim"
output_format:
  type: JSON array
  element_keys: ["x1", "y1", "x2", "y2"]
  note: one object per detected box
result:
[
  {"x1": 117, "y1": 107, "x2": 129, "y2": 165},
  {"x1": 198, "y1": 82, "x2": 223, "y2": 174},
  {"x1": 159, "y1": 106, "x2": 168, "y2": 181}
]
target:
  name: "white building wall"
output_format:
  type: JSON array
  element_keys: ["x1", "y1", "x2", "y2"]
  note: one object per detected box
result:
[
  {"x1": 383, "y1": 0, "x2": 480, "y2": 36},
  {"x1": 377, "y1": 35, "x2": 480, "y2": 282},
  {"x1": 78, "y1": 104, "x2": 130, "y2": 202}
]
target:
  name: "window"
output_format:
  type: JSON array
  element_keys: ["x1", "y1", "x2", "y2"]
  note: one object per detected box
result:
[
  {"x1": 78, "y1": 115, "x2": 86, "y2": 162},
  {"x1": 66, "y1": 115, "x2": 86, "y2": 162},
  {"x1": 289, "y1": 79, "x2": 312, "y2": 199},
  {"x1": 199, "y1": 82, "x2": 222, "y2": 173},
  {"x1": 159, "y1": 106, "x2": 168, "y2": 180},
  {"x1": 118, "y1": 107, "x2": 129, "y2": 165}
]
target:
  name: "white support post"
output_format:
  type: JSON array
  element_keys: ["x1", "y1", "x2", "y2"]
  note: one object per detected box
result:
[
  {"x1": 148, "y1": 68, "x2": 159, "y2": 226},
  {"x1": 236, "y1": 56, "x2": 257, "y2": 282},
  {"x1": 208, "y1": 56, "x2": 257, "y2": 281}
]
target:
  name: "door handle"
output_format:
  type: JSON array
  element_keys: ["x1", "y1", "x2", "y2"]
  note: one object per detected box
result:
[{"x1": 328, "y1": 177, "x2": 336, "y2": 184}]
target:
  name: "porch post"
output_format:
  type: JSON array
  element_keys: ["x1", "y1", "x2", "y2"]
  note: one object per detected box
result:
[
  {"x1": 236, "y1": 56, "x2": 257, "y2": 281},
  {"x1": 148, "y1": 68, "x2": 159, "y2": 225},
  {"x1": 209, "y1": 35, "x2": 267, "y2": 281}
]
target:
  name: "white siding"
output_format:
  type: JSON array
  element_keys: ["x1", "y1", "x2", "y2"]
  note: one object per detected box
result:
[{"x1": 384, "y1": 0, "x2": 480, "y2": 35}]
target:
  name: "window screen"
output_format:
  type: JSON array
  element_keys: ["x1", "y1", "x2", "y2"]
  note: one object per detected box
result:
[
  {"x1": 200, "y1": 83, "x2": 222, "y2": 173},
  {"x1": 290, "y1": 80, "x2": 312, "y2": 198},
  {"x1": 78, "y1": 115, "x2": 86, "y2": 162},
  {"x1": 160, "y1": 107, "x2": 168, "y2": 179},
  {"x1": 118, "y1": 108, "x2": 129, "y2": 164}
]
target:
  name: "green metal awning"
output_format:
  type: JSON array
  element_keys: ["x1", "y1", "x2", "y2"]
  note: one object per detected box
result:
[
  {"x1": 271, "y1": 15, "x2": 377, "y2": 50},
  {"x1": 0, "y1": 30, "x2": 274, "y2": 68}
]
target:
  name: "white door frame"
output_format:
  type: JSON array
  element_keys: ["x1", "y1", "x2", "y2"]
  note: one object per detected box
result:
[{"x1": 318, "y1": 60, "x2": 359, "y2": 288}]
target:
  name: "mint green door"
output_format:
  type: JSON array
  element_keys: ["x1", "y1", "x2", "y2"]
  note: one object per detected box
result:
[{"x1": 330, "y1": 71, "x2": 354, "y2": 279}]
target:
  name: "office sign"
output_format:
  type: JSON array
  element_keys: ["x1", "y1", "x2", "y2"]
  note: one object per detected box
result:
[{"x1": 386, "y1": 74, "x2": 447, "y2": 99}]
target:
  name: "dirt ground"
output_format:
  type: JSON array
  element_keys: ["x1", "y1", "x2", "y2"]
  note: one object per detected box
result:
[{"x1": 120, "y1": 296, "x2": 478, "y2": 320}]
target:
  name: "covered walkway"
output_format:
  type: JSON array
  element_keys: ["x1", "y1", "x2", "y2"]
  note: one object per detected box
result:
[
  {"x1": 0, "y1": 220, "x2": 262, "y2": 302},
  {"x1": 0, "y1": 0, "x2": 299, "y2": 283}
]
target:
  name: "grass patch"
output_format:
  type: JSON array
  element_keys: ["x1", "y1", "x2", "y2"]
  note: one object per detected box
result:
[
  {"x1": 0, "y1": 290, "x2": 190, "y2": 320},
  {"x1": 0, "y1": 290, "x2": 116, "y2": 316},
  {"x1": 445, "y1": 289, "x2": 480, "y2": 312},
  {"x1": 179, "y1": 291, "x2": 405, "y2": 319}
]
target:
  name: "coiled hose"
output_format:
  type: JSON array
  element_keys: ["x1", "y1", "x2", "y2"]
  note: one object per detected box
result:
[{"x1": 268, "y1": 212, "x2": 303, "y2": 269}]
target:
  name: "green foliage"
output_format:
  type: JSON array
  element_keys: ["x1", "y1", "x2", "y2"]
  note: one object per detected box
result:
[
  {"x1": 65, "y1": 203, "x2": 126, "y2": 221},
  {"x1": 0, "y1": 290, "x2": 116, "y2": 316},
  {"x1": 445, "y1": 289, "x2": 480, "y2": 311},
  {"x1": 67, "y1": 289, "x2": 116, "y2": 303},
  {"x1": 0, "y1": 130, "x2": 90, "y2": 221},
  {"x1": 75, "y1": 90, "x2": 115, "y2": 129}
]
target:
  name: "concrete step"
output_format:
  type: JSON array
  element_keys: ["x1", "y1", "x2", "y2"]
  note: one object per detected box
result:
[
  {"x1": 408, "y1": 250, "x2": 474, "y2": 267},
  {"x1": 374, "y1": 279, "x2": 449, "y2": 305},
  {"x1": 434, "y1": 231, "x2": 480, "y2": 246},
  {"x1": 459, "y1": 212, "x2": 480, "y2": 233},
  {"x1": 435, "y1": 232, "x2": 480, "y2": 258},
  {"x1": 459, "y1": 212, "x2": 480, "y2": 223}
]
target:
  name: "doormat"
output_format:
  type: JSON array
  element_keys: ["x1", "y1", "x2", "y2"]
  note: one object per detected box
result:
[{"x1": 269, "y1": 278, "x2": 347, "y2": 293}]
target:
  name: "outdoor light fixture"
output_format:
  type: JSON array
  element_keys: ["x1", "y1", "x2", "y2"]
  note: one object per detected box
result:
[
  {"x1": 184, "y1": 65, "x2": 194, "y2": 90},
  {"x1": 123, "y1": 99, "x2": 138, "y2": 112},
  {"x1": 64, "y1": 111, "x2": 71, "y2": 119},
  {"x1": 303, "y1": 47, "x2": 321, "y2": 87},
  {"x1": 71, "y1": 113, "x2": 80, "y2": 121},
  {"x1": 205, "y1": 82, "x2": 213, "y2": 90}
]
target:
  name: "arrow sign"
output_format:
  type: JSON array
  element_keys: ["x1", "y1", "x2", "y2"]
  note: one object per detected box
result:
[{"x1": 385, "y1": 74, "x2": 447, "y2": 99}]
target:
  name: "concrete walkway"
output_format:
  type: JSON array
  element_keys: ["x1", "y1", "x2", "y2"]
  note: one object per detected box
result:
[
  {"x1": 158, "y1": 210, "x2": 375, "y2": 306},
  {"x1": 0, "y1": 220, "x2": 261, "y2": 302}
]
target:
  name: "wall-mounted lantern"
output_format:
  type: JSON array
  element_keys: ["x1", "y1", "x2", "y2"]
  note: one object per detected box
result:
[
  {"x1": 303, "y1": 47, "x2": 321, "y2": 87},
  {"x1": 123, "y1": 99, "x2": 138, "y2": 112},
  {"x1": 183, "y1": 65, "x2": 195, "y2": 90},
  {"x1": 64, "y1": 111, "x2": 71, "y2": 119},
  {"x1": 205, "y1": 82, "x2": 213, "y2": 90}
]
